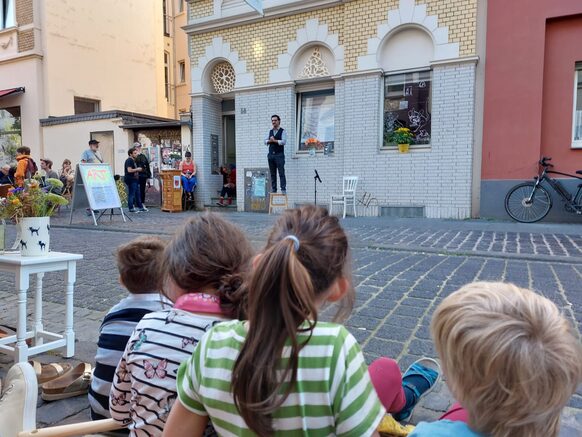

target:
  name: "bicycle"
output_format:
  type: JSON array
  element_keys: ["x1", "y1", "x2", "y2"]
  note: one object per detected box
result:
[{"x1": 504, "y1": 157, "x2": 582, "y2": 223}]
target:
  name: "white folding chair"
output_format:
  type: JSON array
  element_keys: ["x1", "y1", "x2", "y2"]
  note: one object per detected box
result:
[{"x1": 330, "y1": 176, "x2": 358, "y2": 218}]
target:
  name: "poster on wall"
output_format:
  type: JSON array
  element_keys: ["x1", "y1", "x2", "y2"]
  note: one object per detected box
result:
[{"x1": 135, "y1": 129, "x2": 182, "y2": 207}]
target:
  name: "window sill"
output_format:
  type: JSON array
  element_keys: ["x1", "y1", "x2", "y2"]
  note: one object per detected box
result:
[
  {"x1": 381, "y1": 144, "x2": 432, "y2": 152},
  {"x1": 571, "y1": 142, "x2": 582, "y2": 149}
]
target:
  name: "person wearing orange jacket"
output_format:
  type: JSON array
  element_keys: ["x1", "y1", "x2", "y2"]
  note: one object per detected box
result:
[{"x1": 14, "y1": 146, "x2": 33, "y2": 187}]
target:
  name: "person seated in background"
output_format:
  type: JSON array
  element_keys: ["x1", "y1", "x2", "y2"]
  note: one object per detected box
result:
[
  {"x1": 0, "y1": 164, "x2": 14, "y2": 185},
  {"x1": 179, "y1": 151, "x2": 197, "y2": 200},
  {"x1": 410, "y1": 282, "x2": 582, "y2": 437},
  {"x1": 216, "y1": 164, "x2": 236, "y2": 206},
  {"x1": 40, "y1": 158, "x2": 58, "y2": 180},
  {"x1": 88, "y1": 236, "x2": 168, "y2": 429}
]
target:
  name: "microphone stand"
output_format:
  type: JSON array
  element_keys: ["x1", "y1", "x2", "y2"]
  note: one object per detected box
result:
[{"x1": 314, "y1": 169, "x2": 322, "y2": 205}]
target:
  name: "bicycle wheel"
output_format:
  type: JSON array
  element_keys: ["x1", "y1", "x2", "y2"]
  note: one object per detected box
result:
[{"x1": 504, "y1": 182, "x2": 552, "y2": 223}]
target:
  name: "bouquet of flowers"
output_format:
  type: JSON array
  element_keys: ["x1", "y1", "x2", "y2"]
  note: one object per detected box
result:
[
  {"x1": 389, "y1": 127, "x2": 415, "y2": 145},
  {"x1": 0, "y1": 179, "x2": 68, "y2": 222}
]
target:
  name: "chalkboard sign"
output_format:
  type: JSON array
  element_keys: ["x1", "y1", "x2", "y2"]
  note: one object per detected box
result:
[
  {"x1": 69, "y1": 164, "x2": 125, "y2": 226},
  {"x1": 79, "y1": 164, "x2": 121, "y2": 210}
]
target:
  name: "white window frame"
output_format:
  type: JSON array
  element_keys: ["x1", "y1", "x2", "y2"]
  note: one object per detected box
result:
[
  {"x1": 0, "y1": 0, "x2": 16, "y2": 30},
  {"x1": 572, "y1": 65, "x2": 582, "y2": 149},
  {"x1": 381, "y1": 67, "x2": 432, "y2": 150},
  {"x1": 295, "y1": 86, "x2": 335, "y2": 154}
]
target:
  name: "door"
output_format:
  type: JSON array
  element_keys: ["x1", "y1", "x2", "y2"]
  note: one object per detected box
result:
[
  {"x1": 223, "y1": 115, "x2": 236, "y2": 165},
  {"x1": 90, "y1": 131, "x2": 114, "y2": 167}
]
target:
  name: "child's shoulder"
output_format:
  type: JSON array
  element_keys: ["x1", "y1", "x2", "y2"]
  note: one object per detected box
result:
[{"x1": 411, "y1": 421, "x2": 484, "y2": 437}]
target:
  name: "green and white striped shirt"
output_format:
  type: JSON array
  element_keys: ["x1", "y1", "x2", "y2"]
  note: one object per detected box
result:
[{"x1": 177, "y1": 320, "x2": 385, "y2": 436}]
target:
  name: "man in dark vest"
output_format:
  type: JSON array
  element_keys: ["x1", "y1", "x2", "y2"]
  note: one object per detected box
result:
[{"x1": 264, "y1": 114, "x2": 287, "y2": 194}]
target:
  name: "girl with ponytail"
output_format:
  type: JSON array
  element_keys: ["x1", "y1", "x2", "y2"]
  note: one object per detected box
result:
[
  {"x1": 110, "y1": 213, "x2": 253, "y2": 436},
  {"x1": 166, "y1": 205, "x2": 385, "y2": 436}
]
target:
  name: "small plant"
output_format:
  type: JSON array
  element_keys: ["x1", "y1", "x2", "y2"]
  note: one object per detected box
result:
[
  {"x1": 389, "y1": 127, "x2": 415, "y2": 145},
  {"x1": 0, "y1": 179, "x2": 68, "y2": 221},
  {"x1": 305, "y1": 137, "x2": 323, "y2": 150}
]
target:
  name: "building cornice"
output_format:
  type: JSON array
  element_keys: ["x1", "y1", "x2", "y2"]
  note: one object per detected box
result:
[
  {"x1": 184, "y1": 0, "x2": 353, "y2": 35},
  {"x1": 430, "y1": 55, "x2": 479, "y2": 67},
  {"x1": 0, "y1": 52, "x2": 43, "y2": 65}
]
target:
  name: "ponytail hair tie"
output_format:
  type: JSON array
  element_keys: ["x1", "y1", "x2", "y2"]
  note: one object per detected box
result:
[{"x1": 283, "y1": 235, "x2": 300, "y2": 252}]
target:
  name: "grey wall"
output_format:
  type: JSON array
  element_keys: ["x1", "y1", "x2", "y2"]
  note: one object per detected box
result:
[{"x1": 480, "y1": 179, "x2": 582, "y2": 223}]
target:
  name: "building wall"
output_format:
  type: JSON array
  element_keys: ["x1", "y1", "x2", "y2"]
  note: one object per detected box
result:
[
  {"x1": 175, "y1": 0, "x2": 191, "y2": 114},
  {"x1": 189, "y1": 0, "x2": 476, "y2": 85},
  {"x1": 41, "y1": 0, "x2": 168, "y2": 118},
  {"x1": 188, "y1": 0, "x2": 479, "y2": 217},
  {"x1": 230, "y1": 65, "x2": 475, "y2": 218},
  {"x1": 42, "y1": 118, "x2": 132, "y2": 176},
  {"x1": 480, "y1": 0, "x2": 582, "y2": 219}
]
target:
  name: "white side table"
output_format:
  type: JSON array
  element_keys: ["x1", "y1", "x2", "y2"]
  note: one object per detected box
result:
[{"x1": 0, "y1": 251, "x2": 83, "y2": 363}]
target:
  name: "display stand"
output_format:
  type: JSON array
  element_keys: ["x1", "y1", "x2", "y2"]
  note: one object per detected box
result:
[
  {"x1": 69, "y1": 164, "x2": 126, "y2": 226},
  {"x1": 269, "y1": 193, "x2": 288, "y2": 214},
  {"x1": 160, "y1": 170, "x2": 183, "y2": 212}
]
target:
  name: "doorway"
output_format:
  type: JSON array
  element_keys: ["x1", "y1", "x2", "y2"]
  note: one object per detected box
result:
[
  {"x1": 222, "y1": 99, "x2": 236, "y2": 167},
  {"x1": 90, "y1": 131, "x2": 114, "y2": 167}
]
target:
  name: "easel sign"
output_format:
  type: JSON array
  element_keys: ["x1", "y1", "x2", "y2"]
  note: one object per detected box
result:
[
  {"x1": 69, "y1": 164, "x2": 126, "y2": 226},
  {"x1": 269, "y1": 193, "x2": 288, "y2": 215}
]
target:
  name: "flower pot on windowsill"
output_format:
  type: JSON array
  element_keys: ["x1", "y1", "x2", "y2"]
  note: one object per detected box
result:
[{"x1": 398, "y1": 143, "x2": 410, "y2": 153}]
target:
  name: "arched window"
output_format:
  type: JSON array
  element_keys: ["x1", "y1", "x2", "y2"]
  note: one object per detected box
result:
[{"x1": 380, "y1": 27, "x2": 434, "y2": 147}]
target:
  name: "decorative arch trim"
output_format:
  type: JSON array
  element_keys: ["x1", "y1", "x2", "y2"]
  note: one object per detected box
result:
[
  {"x1": 268, "y1": 18, "x2": 344, "y2": 83},
  {"x1": 357, "y1": 0, "x2": 460, "y2": 71},
  {"x1": 191, "y1": 37, "x2": 255, "y2": 93}
]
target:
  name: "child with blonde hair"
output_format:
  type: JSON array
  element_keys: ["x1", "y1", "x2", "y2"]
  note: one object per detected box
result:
[
  {"x1": 411, "y1": 281, "x2": 582, "y2": 437},
  {"x1": 164, "y1": 205, "x2": 385, "y2": 436}
]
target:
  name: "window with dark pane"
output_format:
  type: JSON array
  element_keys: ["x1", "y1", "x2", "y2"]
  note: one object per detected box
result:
[{"x1": 383, "y1": 71, "x2": 432, "y2": 146}]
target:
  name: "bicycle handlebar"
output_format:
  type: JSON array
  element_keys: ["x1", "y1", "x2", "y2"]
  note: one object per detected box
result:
[{"x1": 539, "y1": 156, "x2": 554, "y2": 167}]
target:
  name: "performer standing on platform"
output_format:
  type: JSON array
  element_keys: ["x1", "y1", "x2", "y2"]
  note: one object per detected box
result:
[{"x1": 265, "y1": 115, "x2": 287, "y2": 194}]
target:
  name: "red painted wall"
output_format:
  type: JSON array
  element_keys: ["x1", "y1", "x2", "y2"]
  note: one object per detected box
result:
[{"x1": 482, "y1": 0, "x2": 582, "y2": 180}]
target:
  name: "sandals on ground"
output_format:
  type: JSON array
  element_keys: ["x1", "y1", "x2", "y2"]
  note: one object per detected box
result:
[
  {"x1": 394, "y1": 357, "x2": 441, "y2": 422},
  {"x1": 29, "y1": 360, "x2": 73, "y2": 384},
  {"x1": 40, "y1": 362, "x2": 92, "y2": 401}
]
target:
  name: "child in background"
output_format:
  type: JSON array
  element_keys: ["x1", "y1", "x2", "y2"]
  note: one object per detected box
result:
[
  {"x1": 14, "y1": 146, "x2": 33, "y2": 187},
  {"x1": 165, "y1": 205, "x2": 385, "y2": 436},
  {"x1": 411, "y1": 282, "x2": 582, "y2": 437},
  {"x1": 89, "y1": 237, "x2": 169, "y2": 425},
  {"x1": 109, "y1": 214, "x2": 253, "y2": 436}
]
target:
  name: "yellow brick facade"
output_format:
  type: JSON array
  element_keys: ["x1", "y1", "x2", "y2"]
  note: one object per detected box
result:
[{"x1": 189, "y1": 0, "x2": 476, "y2": 85}]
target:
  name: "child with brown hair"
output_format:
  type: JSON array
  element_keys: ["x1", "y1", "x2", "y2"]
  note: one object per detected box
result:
[
  {"x1": 410, "y1": 281, "x2": 582, "y2": 437},
  {"x1": 165, "y1": 205, "x2": 386, "y2": 436},
  {"x1": 88, "y1": 236, "x2": 169, "y2": 423},
  {"x1": 109, "y1": 213, "x2": 253, "y2": 436}
]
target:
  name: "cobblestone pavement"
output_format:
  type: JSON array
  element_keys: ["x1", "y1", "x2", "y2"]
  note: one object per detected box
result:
[{"x1": 0, "y1": 209, "x2": 581, "y2": 435}]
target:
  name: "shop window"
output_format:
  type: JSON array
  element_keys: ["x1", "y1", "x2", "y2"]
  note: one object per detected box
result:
[
  {"x1": 74, "y1": 97, "x2": 100, "y2": 114},
  {"x1": 0, "y1": 106, "x2": 22, "y2": 159},
  {"x1": 383, "y1": 70, "x2": 432, "y2": 147},
  {"x1": 179, "y1": 61, "x2": 186, "y2": 83},
  {"x1": 0, "y1": 0, "x2": 15, "y2": 30},
  {"x1": 297, "y1": 90, "x2": 335, "y2": 152},
  {"x1": 573, "y1": 64, "x2": 582, "y2": 148}
]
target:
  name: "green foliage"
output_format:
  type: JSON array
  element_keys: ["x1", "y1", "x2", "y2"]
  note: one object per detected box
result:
[
  {"x1": 0, "y1": 180, "x2": 69, "y2": 221},
  {"x1": 388, "y1": 127, "x2": 414, "y2": 145}
]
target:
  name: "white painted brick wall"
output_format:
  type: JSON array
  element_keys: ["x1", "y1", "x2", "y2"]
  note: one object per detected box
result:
[{"x1": 190, "y1": 63, "x2": 476, "y2": 218}]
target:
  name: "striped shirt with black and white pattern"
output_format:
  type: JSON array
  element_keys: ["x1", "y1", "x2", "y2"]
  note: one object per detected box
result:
[
  {"x1": 88, "y1": 293, "x2": 167, "y2": 423},
  {"x1": 109, "y1": 309, "x2": 228, "y2": 436},
  {"x1": 177, "y1": 320, "x2": 385, "y2": 437}
]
